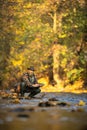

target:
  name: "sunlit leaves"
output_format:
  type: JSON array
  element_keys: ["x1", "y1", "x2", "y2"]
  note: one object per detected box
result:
[{"x1": 0, "y1": 0, "x2": 86, "y2": 89}]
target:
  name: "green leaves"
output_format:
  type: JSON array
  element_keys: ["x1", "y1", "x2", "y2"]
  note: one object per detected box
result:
[{"x1": 0, "y1": 0, "x2": 86, "y2": 88}]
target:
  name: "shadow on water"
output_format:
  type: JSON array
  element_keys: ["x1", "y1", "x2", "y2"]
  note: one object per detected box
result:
[{"x1": 0, "y1": 92, "x2": 87, "y2": 130}]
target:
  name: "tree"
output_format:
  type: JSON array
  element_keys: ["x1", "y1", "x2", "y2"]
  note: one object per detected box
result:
[{"x1": 0, "y1": 0, "x2": 86, "y2": 89}]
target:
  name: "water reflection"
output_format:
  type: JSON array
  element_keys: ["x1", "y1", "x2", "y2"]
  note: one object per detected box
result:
[{"x1": 0, "y1": 92, "x2": 87, "y2": 130}]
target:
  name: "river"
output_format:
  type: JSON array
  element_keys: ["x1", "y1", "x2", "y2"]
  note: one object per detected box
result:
[{"x1": 0, "y1": 92, "x2": 87, "y2": 130}]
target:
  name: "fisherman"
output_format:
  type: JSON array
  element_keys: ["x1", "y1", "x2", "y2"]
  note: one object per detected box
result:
[{"x1": 15, "y1": 66, "x2": 43, "y2": 98}]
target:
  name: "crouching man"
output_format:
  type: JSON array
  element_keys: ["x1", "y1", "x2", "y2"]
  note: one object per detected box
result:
[{"x1": 15, "y1": 66, "x2": 44, "y2": 98}]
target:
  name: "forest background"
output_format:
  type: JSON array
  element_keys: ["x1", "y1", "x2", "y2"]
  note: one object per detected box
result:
[{"x1": 0, "y1": 0, "x2": 87, "y2": 93}]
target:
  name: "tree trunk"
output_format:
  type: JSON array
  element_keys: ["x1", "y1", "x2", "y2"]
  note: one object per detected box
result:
[
  {"x1": 52, "y1": 12, "x2": 63, "y2": 86},
  {"x1": 53, "y1": 11, "x2": 57, "y2": 33},
  {"x1": 52, "y1": 44, "x2": 63, "y2": 86}
]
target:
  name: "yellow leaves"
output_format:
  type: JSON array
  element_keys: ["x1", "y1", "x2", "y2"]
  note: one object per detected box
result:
[
  {"x1": 40, "y1": 64, "x2": 48, "y2": 71},
  {"x1": 44, "y1": 65, "x2": 48, "y2": 69},
  {"x1": 71, "y1": 69, "x2": 77, "y2": 74},
  {"x1": 35, "y1": 38, "x2": 40, "y2": 42},
  {"x1": 19, "y1": 41, "x2": 24, "y2": 45},
  {"x1": 10, "y1": 47, "x2": 24, "y2": 68},
  {"x1": 64, "y1": 80, "x2": 84, "y2": 93},
  {"x1": 74, "y1": 25, "x2": 78, "y2": 28},
  {"x1": 61, "y1": 58, "x2": 67, "y2": 68},
  {"x1": 70, "y1": 61, "x2": 75, "y2": 66},
  {"x1": 63, "y1": 13, "x2": 68, "y2": 17},
  {"x1": 16, "y1": 0, "x2": 23, "y2": 2},
  {"x1": 78, "y1": 100, "x2": 86, "y2": 106},
  {"x1": 12, "y1": 60, "x2": 22, "y2": 66},
  {"x1": 59, "y1": 34, "x2": 67, "y2": 38},
  {"x1": 16, "y1": 29, "x2": 23, "y2": 35},
  {"x1": 23, "y1": 3, "x2": 32, "y2": 9},
  {"x1": 73, "y1": 8, "x2": 76, "y2": 13},
  {"x1": 64, "y1": 68, "x2": 67, "y2": 72},
  {"x1": 38, "y1": 77, "x2": 49, "y2": 87},
  {"x1": 12, "y1": 54, "x2": 24, "y2": 66},
  {"x1": 63, "y1": 25, "x2": 68, "y2": 29}
]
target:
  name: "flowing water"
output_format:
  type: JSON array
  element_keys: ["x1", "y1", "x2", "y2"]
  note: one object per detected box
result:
[{"x1": 0, "y1": 92, "x2": 87, "y2": 130}]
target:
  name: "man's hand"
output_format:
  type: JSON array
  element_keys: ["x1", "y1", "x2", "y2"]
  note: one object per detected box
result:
[
  {"x1": 32, "y1": 83, "x2": 44, "y2": 88},
  {"x1": 32, "y1": 84, "x2": 39, "y2": 87}
]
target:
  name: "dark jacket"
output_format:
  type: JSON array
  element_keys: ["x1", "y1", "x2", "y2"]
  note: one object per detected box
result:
[{"x1": 21, "y1": 73, "x2": 38, "y2": 87}]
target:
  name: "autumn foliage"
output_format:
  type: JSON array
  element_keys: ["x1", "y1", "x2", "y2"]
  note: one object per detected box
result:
[{"x1": 0, "y1": 0, "x2": 87, "y2": 92}]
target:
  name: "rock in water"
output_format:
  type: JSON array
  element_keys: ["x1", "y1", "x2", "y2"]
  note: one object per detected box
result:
[
  {"x1": 2, "y1": 94, "x2": 9, "y2": 99},
  {"x1": 17, "y1": 114, "x2": 30, "y2": 118},
  {"x1": 10, "y1": 89, "x2": 15, "y2": 93},
  {"x1": 57, "y1": 102, "x2": 71, "y2": 107},
  {"x1": 10, "y1": 98, "x2": 21, "y2": 104},
  {"x1": 38, "y1": 101, "x2": 57, "y2": 107},
  {"x1": 49, "y1": 97, "x2": 59, "y2": 101}
]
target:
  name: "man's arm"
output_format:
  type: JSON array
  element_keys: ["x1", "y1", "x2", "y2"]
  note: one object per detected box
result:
[
  {"x1": 33, "y1": 75, "x2": 44, "y2": 87},
  {"x1": 21, "y1": 73, "x2": 32, "y2": 86},
  {"x1": 34, "y1": 75, "x2": 38, "y2": 84}
]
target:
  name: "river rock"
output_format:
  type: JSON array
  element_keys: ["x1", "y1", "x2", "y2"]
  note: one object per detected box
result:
[
  {"x1": 38, "y1": 101, "x2": 57, "y2": 107},
  {"x1": 57, "y1": 102, "x2": 71, "y2": 107},
  {"x1": 49, "y1": 97, "x2": 59, "y2": 101},
  {"x1": 2, "y1": 94, "x2": 9, "y2": 99},
  {"x1": 17, "y1": 114, "x2": 30, "y2": 118},
  {"x1": 10, "y1": 98, "x2": 21, "y2": 104}
]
